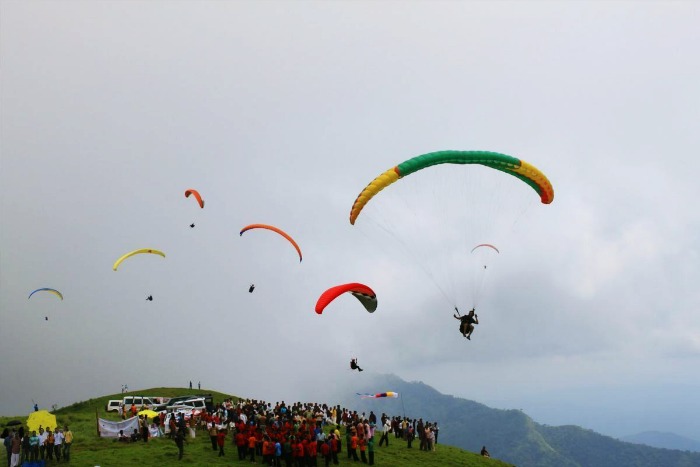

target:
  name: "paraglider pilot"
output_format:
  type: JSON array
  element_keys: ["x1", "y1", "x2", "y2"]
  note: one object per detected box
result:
[
  {"x1": 146, "y1": 295, "x2": 153, "y2": 301},
  {"x1": 350, "y1": 358, "x2": 363, "y2": 372},
  {"x1": 249, "y1": 284, "x2": 255, "y2": 293},
  {"x1": 454, "y1": 307, "x2": 478, "y2": 340}
]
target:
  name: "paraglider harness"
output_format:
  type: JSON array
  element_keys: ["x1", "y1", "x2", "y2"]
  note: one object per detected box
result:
[
  {"x1": 455, "y1": 307, "x2": 477, "y2": 335},
  {"x1": 350, "y1": 358, "x2": 363, "y2": 372}
]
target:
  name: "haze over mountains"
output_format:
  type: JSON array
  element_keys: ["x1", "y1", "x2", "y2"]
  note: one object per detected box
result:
[
  {"x1": 619, "y1": 431, "x2": 700, "y2": 453},
  {"x1": 321, "y1": 373, "x2": 700, "y2": 467}
]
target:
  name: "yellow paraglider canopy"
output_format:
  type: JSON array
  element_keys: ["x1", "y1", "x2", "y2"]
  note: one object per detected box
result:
[{"x1": 112, "y1": 248, "x2": 166, "y2": 271}]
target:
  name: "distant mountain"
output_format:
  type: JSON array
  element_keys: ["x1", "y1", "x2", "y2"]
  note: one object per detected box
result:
[
  {"x1": 620, "y1": 431, "x2": 700, "y2": 452},
  {"x1": 333, "y1": 373, "x2": 700, "y2": 467}
]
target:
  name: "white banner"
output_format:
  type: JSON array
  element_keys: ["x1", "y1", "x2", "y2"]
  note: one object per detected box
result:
[{"x1": 98, "y1": 416, "x2": 140, "y2": 438}]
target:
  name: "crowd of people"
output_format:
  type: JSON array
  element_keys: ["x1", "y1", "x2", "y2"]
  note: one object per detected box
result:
[
  {"x1": 2, "y1": 425, "x2": 73, "y2": 467},
  {"x1": 2, "y1": 397, "x2": 453, "y2": 465},
  {"x1": 145, "y1": 397, "x2": 442, "y2": 465}
]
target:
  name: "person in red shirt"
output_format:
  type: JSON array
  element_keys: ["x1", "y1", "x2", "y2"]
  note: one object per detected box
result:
[
  {"x1": 359, "y1": 435, "x2": 367, "y2": 464},
  {"x1": 235, "y1": 430, "x2": 247, "y2": 461},
  {"x1": 248, "y1": 433, "x2": 257, "y2": 463},
  {"x1": 320, "y1": 440, "x2": 331, "y2": 467},
  {"x1": 262, "y1": 435, "x2": 274, "y2": 466},
  {"x1": 306, "y1": 437, "x2": 318, "y2": 467},
  {"x1": 217, "y1": 428, "x2": 226, "y2": 457},
  {"x1": 293, "y1": 438, "x2": 304, "y2": 464},
  {"x1": 329, "y1": 433, "x2": 339, "y2": 465},
  {"x1": 349, "y1": 430, "x2": 360, "y2": 461}
]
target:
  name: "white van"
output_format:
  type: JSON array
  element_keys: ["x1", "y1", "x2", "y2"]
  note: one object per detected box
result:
[
  {"x1": 169, "y1": 397, "x2": 206, "y2": 411},
  {"x1": 105, "y1": 400, "x2": 122, "y2": 412},
  {"x1": 122, "y1": 396, "x2": 157, "y2": 409}
]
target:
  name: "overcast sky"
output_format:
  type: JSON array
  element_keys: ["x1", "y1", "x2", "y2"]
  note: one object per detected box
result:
[{"x1": 2, "y1": 0, "x2": 699, "y2": 441}]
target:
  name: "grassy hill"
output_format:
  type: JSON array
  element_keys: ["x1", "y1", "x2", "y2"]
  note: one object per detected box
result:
[{"x1": 1, "y1": 387, "x2": 512, "y2": 467}]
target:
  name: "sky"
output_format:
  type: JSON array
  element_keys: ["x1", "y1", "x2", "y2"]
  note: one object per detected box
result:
[{"x1": 2, "y1": 0, "x2": 699, "y2": 442}]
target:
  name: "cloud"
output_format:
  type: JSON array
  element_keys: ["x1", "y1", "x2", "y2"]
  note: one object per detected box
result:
[{"x1": 2, "y1": 0, "x2": 700, "y2": 441}]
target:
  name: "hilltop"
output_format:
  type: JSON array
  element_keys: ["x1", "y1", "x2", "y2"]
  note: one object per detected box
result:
[
  {"x1": 0, "y1": 387, "x2": 511, "y2": 467},
  {"x1": 5, "y1": 380, "x2": 700, "y2": 466}
]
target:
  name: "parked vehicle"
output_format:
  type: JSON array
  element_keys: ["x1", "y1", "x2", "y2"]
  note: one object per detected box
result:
[
  {"x1": 169, "y1": 397, "x2": 206, "y2": 412},
  {"x1": 122, "y1": 396, "x2": 158, "y2": 410},
  {"x1": 152, "y1": 394, "x2": 214, "y2": 412},
  {"x1": 151, "y1": 395, "x2": 198, "y2": 412},
  {"x1": 105, "y1": 399, "x2": 122, "y2": 412}
]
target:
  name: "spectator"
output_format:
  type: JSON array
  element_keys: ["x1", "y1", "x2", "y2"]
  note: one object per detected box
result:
[
  {"x1": 208, "y1": 424, "x2": 218, "y2": 451},
  {"x1": 53, "y1": 427, "x2": 64, "y2": 461},
  {"x1": 44, "y1": 429, "x2": 54, "y2": 461},
  {"x1": 174, "y1": 429, "x2": 185, "y2": 460},
  {"x1": 217, "y1": 428, "x2": 226, "y2": 457},
  {"x1": 9, "y1": 432, "x2": 20, "y2": 467},
  {"x1": 3, "y1": 428, "x2": 13, "y2": 467},
  {"x1": 29, "y1": 431, "x2": 39, "y2": 461},
  {"x1": 63, "y1": 425, "x2": 73, "y2": 461}
]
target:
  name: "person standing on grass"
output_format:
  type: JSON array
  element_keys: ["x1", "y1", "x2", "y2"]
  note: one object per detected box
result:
[
  {"x1": 20, "y1": 430, "x2": 30, "y2": 465},
  {"x1": 247, "y1": 431, "x2": 257, "y2": 463},
  {"x1": 208, "y1": 424, "x2": 218, "y2": 451},
  {"x1": 10, "y1": 432, "x2": 20, "y2": 467},
  {"x1": 235, "y1": 429, "x2": 247, "y2": 461},
  {"x1": 359, "y1": 434, "x2": 368, "y2": 463},
  {"x1": 349, "y1": 428, "x2": 360, "y2": 461},
  {"x1": 37, "y1": 428, "x2": 46, "y2": 461},
  {"x1": 330, "y1": 432, "x2": 340, "y2": 465},
  {"x1": 63, "y1": 425, "x2": 73, "y2": 461},
  {"x1": 44, "y1": 429, "x2": 54, "y2": 461},
  {"x1": 3, "y1": 428, "x2": 13, "y2": 467},
  {"x1": 29, "y1": 431, "x2": 39, "y2": 462},
  {"x1": 53, "y1": 426, "x2": 64, "y2": 461},
  {"x1": 379, "y1": 418, "x2": 391, "y2": 447},
  {"x1": 217, "y1": 428, "x2": 226, "y2": 457},
  {"x1": 174, "y1": 429, "x2": 184, "y2": 460},
  {"x1": 274, "y1": 438, "x2": 282, "y2": 467}
]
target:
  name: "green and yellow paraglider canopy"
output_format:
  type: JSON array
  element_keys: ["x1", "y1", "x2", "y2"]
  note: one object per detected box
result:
[{"x1": 349, "y1": 150, "x2": 554, "y2": 225}]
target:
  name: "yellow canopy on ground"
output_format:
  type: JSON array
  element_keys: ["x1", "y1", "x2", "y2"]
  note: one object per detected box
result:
[
  {"x1": 26, "y1": 410, "x2": 57, "y2": 432},
  {"x1": 137, "y1": 409, "x2": 159, "y2": 419}
]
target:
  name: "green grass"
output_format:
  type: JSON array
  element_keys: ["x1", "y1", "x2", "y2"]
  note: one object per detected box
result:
[{"x1": 2, "y1": 388, "x2": 512, "y2": 466}]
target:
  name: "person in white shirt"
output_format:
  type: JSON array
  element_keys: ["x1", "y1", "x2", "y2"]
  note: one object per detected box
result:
[
  {"x1": 379, "y1": 420, "x2": 391, "y2": 447},
  {"x1": 53, "y1": 428, "x2": 64, "y2": 461},
  {"x1": 37, "y1": 428, "x2": 47, "y2": 460}
]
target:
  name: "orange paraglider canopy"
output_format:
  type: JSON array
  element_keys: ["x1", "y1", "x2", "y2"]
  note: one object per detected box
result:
[{"x1": 185, "y1": 189, "x2": 204, "y2": 208}]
